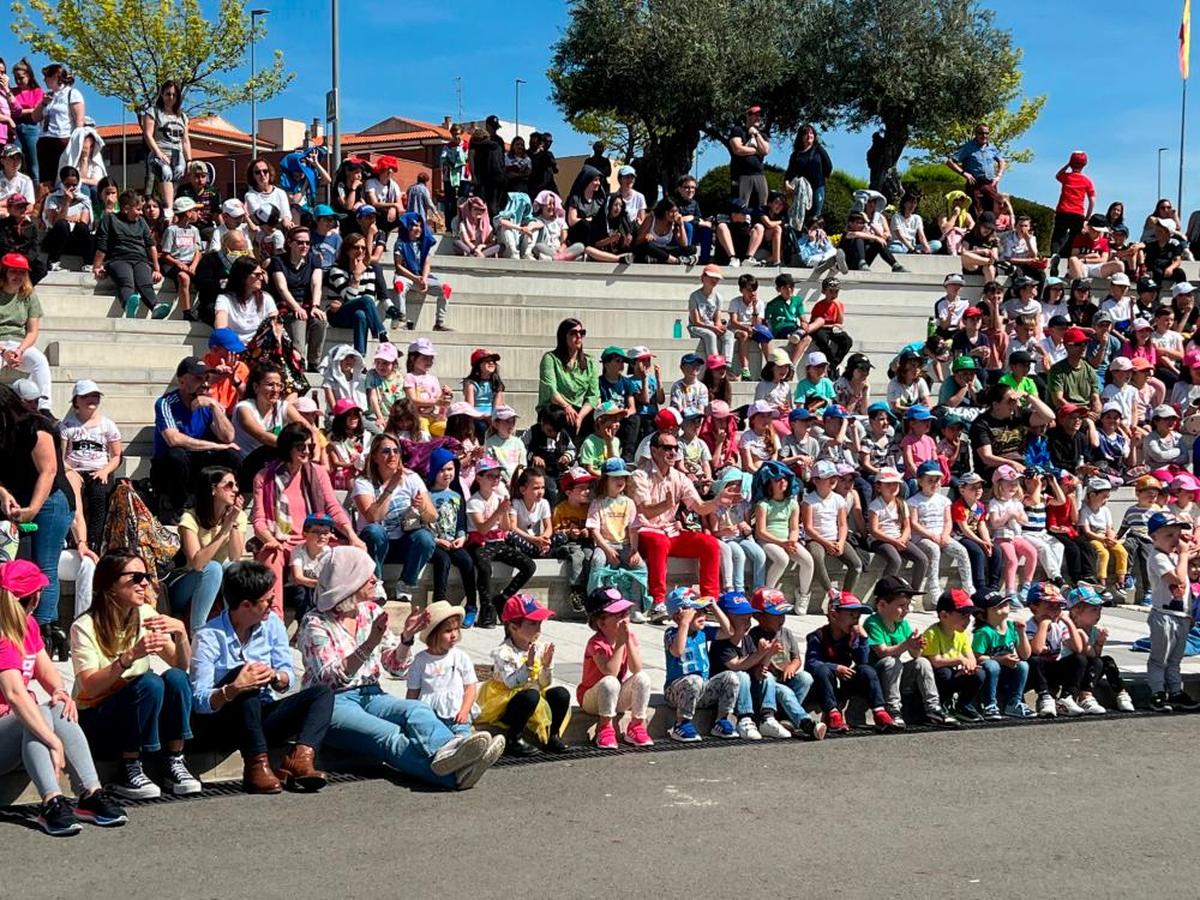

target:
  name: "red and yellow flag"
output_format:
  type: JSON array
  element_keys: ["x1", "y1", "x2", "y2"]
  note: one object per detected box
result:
[{"x1": 1183, "y1": 0, "x2": 1192, "y2": 80}]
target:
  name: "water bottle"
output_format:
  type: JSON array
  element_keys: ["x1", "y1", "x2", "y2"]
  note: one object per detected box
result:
[{"x1": 673, "y1": 318, "x2": 683, "y2": 340}]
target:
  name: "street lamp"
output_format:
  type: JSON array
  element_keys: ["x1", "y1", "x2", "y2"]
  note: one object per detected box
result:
[
  {"x1": 1158, "y1": 147, "x2": 1170, "y2": 201},
  {"x1": 515, "y1": 78, "x2": 526, "y2": 140},
  {"x1": 330, "y1": 0, "x2": 341, "y2": 177},
  {"x1": 250, "y1": 8, "x2": 269, "y2": 159}
]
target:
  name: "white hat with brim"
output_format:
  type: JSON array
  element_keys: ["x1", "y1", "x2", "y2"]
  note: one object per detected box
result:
[
  {"x1": 419, "y1": 600, "x2": 466, "y2": 644},
  {"x1": 316, "y1": 546, "x2": 376, "y2": 612}
]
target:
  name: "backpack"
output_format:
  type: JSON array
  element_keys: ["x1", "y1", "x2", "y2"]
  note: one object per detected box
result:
[{"x1": 103, "y1": 479, "x2": 181, "y2": 576}]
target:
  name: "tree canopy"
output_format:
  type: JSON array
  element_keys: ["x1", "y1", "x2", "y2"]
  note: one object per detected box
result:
[{"x1": 10, "y1": 0, "x2": 293, "y2": 114}]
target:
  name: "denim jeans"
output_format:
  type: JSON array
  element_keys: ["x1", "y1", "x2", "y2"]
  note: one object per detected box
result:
[
  {"x1": 811, "y1": 185, "x2": 826, "y2": 218},
  {"x1": 773, "y1": 671, "x2": 816, "y2": 728},
  {"x1": 324, "y1": 684, "x2": 455, "y2": 789},
  {"x1": 808, "y1": 661, "x2": 885, "y2": 711},
  {"x1": 16, "y1": 123, "x2": 40, "y2": 183},
  {"x1": 718, "y1": 536, "x2": 766, "y2": 593},
  {"x1": 360, "y1": 524, "x2": 436, "y2": 585},
  {"x1": 30, "y1": 489, "x2": 73, "y2": 624},
  {"x1": 78, "y1": 670, "x2": 194, "y2": 755},
  {"x1": 328, "y1": 296, "x2": 387, "y2": 355},
  {"x1": 749, "y1": 672, "x2": 778, "y2": 716},
  {"x1": 168, "y1": 561, "x2": 224, "y2": 634},
  {"x1": 684, "y1": 221, "x2": 715, "y2": 264},
  {"x1": 979, "y1": 658, "x2": 1029, "y2": 709}
]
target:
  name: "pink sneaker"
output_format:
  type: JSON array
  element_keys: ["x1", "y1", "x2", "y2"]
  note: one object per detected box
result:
[
  {"x1": 623, "y1": 720, "x2": 654, "y2": 747},
  {"x1": 594, "y1": 722, "x2": 618, "y2": 749}
]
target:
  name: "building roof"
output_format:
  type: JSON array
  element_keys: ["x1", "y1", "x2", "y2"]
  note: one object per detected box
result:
[{"x1": 97, "y1": 115, "x2": 275, "y2": 148}]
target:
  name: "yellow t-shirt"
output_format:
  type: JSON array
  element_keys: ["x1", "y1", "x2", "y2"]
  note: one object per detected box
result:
[
  {"x1": 921, "y1": 624, "x2": 970, "y2": 661},
  {"x1": 178, "y1": 508, "x2": 249, "y2": 565},
  {"x1": 70, "y1": 604, "x2": 157, "y2": 709}
]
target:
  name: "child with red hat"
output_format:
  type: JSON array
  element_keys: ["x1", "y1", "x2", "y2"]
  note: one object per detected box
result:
[{"x1": 804, "y1": 590, "x2": 896, "y2": 734}]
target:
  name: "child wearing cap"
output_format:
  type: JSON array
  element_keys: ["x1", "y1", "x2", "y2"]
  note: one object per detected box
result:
[
  {"x1": 740, "y1": 400, "x2": 781, "y2": 475},
  {"x1": 1079, "y1": 478, "x2": 1130, "y2": 600},
  {"x1": 366, "y1": 343, "x2": 405, "y2": 424},
  {"x1": 686, "y1": 265, "x2": 734, "y2": 363},
  {"x1": 866, "y1": 467, "x2": 929, "y2": 589},
  {"x1": 60, "y1": 380, "x2": 122, "y2": 552},
  {"x1": 288, "y1": 514, "x2": 336, "y2": 622},
  {"x1": 971, "y1": 591, "x2": 1035, "y2": 719},
  {"x1": 921, "y1": 589, "x2": 987, "y2": 721},
  {"x1": 793, "y1": 351, "x2": 836, "y2": 406},
  {"x1": 701, "y1": 353, "x2": 733, "y2": 405},
  {"x1": 763, "y1": 272, "x2": 808, "y2": 356},
  {"x1": 475, "y1": 595, "x2": 572, "y2": 755},
  {"x1": 553, "y1": 468, "x2": 597, "y2": 614},
  {"x1": 727, "y1": 273, "x2": 764, "y2": 380},
  {"x1": 678, "y1": 410, "x2": 714, "y2": 490},
  {"x1": 805, "y1": 591, "x2": 895, "y2": 733},
  {"x1": 577, "y1": 587, "x2": 653, "y2": 749},
  {"x1": 908, "y1": 460, "x2": 976, "y2": 606},
  {"x1": 203, "y1": 329, "x2": 251, "y2": 414},
  {"x1": 1168, "y1": 473, "x2": 1200, "y2": 528},
  {"x1": 1065, "y1": 585, "x2": 1133, "y2": 713},
  {"x1": 407, "y1": 602, "x2": 478, "y2": 735},
  {"x1": 404, "y1": 340, "x2": 452, "y2": 435},
  {"x1": 950, "y1": 471, "x2": 995, "y2": 595},
  {"x1": 806, "y1": 277, "x2": 852, "y2": 376},
  {"x1": 1145, "y1": 512, "x2": 1199, "y2": 711},
  {"x1": 753, "y1": 461, "x2": 815, "y2": 610},
  {"x1": 426, "y1": 448, "x2": 479, "y2": 623},
  {"x1": 598, "y1": 346, "x2": 640, "y2": 451},
  {"x1": 629, "y1": 347, "x2": 665, "y2": 448},
  {"x1": 1144, "y1": 404, "x2": 1185, "y2": 471},
  {"x1": 586, "y1": 458, "x2": 648, "y2": 616},
  {"x1": 899, "y1": 405, "x2": 939, "y2": 482},
  {"x1": 662, "y1": 587, "x2": 743, "y2": 742},
  {"x1": 886, "y1": 351, "x2": 931, "y2": 415},
  {"x1": 161, "y1": 198, "x2": 202, "y2": 320},
  {"x1": 709, "y1": 590, "x2": 793, "y2": 740},
  {"x1": 670, "y1": 353, "x2": 710, "y2": 418},
  {"x1": 803, "y1": 460, "x2": 863, "y2": 600},
  {"x1": 780, "y1": 407, "x2": 821, "y2": 481},
  {"x1": 747, "y1": 588, "x2": 826, "y2": 739},
  {"x1": 462, "y1": 348, "x2": 506, "y2": 421},
  {"x1": 484, "y1": 406, "x2": 527, "y2": 483},
  {"x1": 467, "y1": 457, "x2": 536, "y2": 629},
  {"x1": 753, "y1": 348, "x2": 795, "y2": 410},
  {"x1": 989, "y1": 466, "x2": 1038, "y2": 598},
  {"x1": 1120, "y1": 475, "x2": 1165, "y2": 606},
  {"x1": 866, "y1": 577, "x2": 958, "y2": 728},
  {"x1": 577, "y1": 400, "x2": 624, "y2": 477},
  {"x1": 1025, "y1": 582, "x2": 1087, "y2": 717},
  {"x1": 1093, "y1": 402, "x2": 1132, "y2": 482}
]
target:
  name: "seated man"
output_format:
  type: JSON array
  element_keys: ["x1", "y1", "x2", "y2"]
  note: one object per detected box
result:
[
  {"x1": 189, "y1": 560, "x2": 334, "y2": 794},
  {"x1": 1067, "y1": 214, "x2": 1123, "y2": 282},
  {"x1": 1143, "y1": 218, "x2": 1189, "y2": 286},
  {"x1": 149, "y1": 356, "x2": 240, "y2": 524},
  {"x1": 714, "y1": 199, "x2": 765, "y2": 268}
]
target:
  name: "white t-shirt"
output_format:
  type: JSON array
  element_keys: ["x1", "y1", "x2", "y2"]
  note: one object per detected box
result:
[
  {"x1": 1003, "y1": 297, "x2": 1041, "y2": 321},
  {"x1": 243, "y1": 187, "x2": 292, "y2": 226},
  {"x1": 365, "y1": 177, "x2": 400, "y2": 206},
  {"x1": 727, "y1": 294, "x2": 763, "y2": 326},
  {"x1": 1100, "y1": 382, "x2": 1138, "y2": 424},
  {"x1": 1038, "y1": 337, "x2": 1067, "y2": 368},
  {"x1": 0, "y1": 171, "x2": 35, "y2": 204},
  {"x1": 1078, "y1": 504, "x2": 1113, "y2": 536},
  {"x1": 351, "y1": 472, "x2": 428, "y2": 539},
  {"x1": 688, "y1": 288, "x2": 721, "y2": 327},
  {"x1": 739, "y1": 429, "x2": 774, "y2": 463},
  {"x1": 934, "y1": 294, "x2": 968, "y2": 329},
  {"x1": 868, "y1": 497, "x2": 904, "y2": 540},
  {"x1": 40, "y1": 190, "x2": 90, "y2": 227},
  {"x1": 213, "y1": 292, "x2": 278, "y2": 343},
  {"x1": 907, "y1": 491, "x2": 951, "y2": 534},
  {"x1": 537, "y1": 216, "x2": 567, "y2": 251},
  {"x1": 206, "y1": 221, "x2": 251, "y2": 253},
  {"x1": 1150, "y1": 549, "x2": 1191, "y2": 616},
  {"x1": 988, "y1": 498, "x2": 1025, "y2": 539},
  {"x1": 291, "y1": 544, "x2": 332, "y2": 582},
  {"x1": 620, "y1": 190, "x2": 646, "y2": 224},
  {"x1": 1099, "y1": 294, "x2": 1133, "y2": 325},
  {"x1": 512, "y1": 497, "x2": 551, "y2": 535},
  {"x1": 162, "y1": 224, "x2": 202, "y2": 265},
  {"x1": 754, "y1": 379, "x2": 792, "y2": 408},
  {"x1": 60, "y1": 412, "x2": 121, "y2": 472},
  {"x1": 670, "y1": 379, "x2": 709, "y2": 417},
  {"x1": 466, "y1": 485, "x2": 509, "y2": 536},
  {"x1": 1039, "y1": 300, "x2": 1069, "y2": 326},
  {"x1": 42, "y1": 86, "x2": 84, "y2": 138},
  {"x1": 406, "y1": 647, "x2": 477, "y2": 719},
  {"x1": 804, "y1": 490, "x2": 845, "y2": 541},
  {"x1": 1151, "y1": 329, "x2": 1184, "y2": 356},
  {"x1": 891, "y1": 212, "x2": 924, "y2": 246},
  {"x1": 233, "y1": 398, "x2": 289, "y2": 456}
]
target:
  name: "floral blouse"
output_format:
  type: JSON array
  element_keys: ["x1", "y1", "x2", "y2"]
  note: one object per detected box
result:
[
  {"x1": 490, "y1": 638, "x2": 554, "y2": 690},
  {"x1": 298, "y1": 601, "x2": 409, "y2": 689}
]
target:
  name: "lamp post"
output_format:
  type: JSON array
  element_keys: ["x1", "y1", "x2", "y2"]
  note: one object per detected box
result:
[
  {"x1": 1158, "y1": 146, "x2": 1170, "y2": 200},
  {"x1": 250, "y1": 8, "x2": 269, "y2": 159},
  {"x1": 515, "y1": 78, "x2": 526, "y2": 140},
  {"x1": 330, "y1": 0, "x2": 341, "y2": 178}
]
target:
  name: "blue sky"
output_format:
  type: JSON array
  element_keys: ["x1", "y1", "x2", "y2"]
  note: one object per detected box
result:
[{"x1": 1, "y1": 1, "x2": 1194, "y2": 212}]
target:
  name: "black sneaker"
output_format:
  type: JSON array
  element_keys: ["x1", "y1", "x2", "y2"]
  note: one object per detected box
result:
[
  {"x1": 543, "y1": 735, "x2": 570, "y2": 753},
  {"x1": 37, "y1": 795, "x2": 82, "y2": 836},
  {"x1": 384, "y1": 306, "x2": 404, "y2": 323},
  {"x1": 568, "y1": 590, "x2": 587, "y2": 614},
  {"x1": 955, "y1": 702, "x2": 984, "y2": 723},
  {"x1": 476, "y1": 603, "x2": 498, "y2": 629},
  {"x1": 1150, "y1": 692, "x2": 1174, "y2": 713},
  {"x1": 504, "y1": 735, "x2": 540, "y2": 757},
  {"x1": 181, "y1": 308, "x2": 197, "y2": 322},
  {"x1": 75, "y1": 788, "x2": 128, "y2": 827},
  {"x1": 111, "y1": 759, "x2": 161, "y2": 800},
  {"x1": 164, "y1": 753, "x2": 202, "y2": 796},
  {"x1": 1169, "y1": 691, "x2": 1200, "y2": 711},
  {"x1": 926, "y1": 704, "x2": 961, "y2": 728}
]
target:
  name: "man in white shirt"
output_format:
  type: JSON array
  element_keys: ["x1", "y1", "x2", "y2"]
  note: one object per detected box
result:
[{"x1": 1098, "y1": 271, "x2": 1133, "y2": 334}]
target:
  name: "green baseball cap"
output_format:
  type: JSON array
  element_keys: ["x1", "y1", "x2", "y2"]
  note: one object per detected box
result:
[
  {"x1": 951, "y1": 355, "x2": 977, "y2": 372},
  {"x1": 601, "y1": 345, "x2": 629, "y2": 362},
  {"x1": 595, "y1": 399, "x2": 624, "y2": 418}
]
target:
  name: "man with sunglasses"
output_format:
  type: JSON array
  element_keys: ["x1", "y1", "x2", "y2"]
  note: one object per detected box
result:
[
  {"x1": 150, "y1": 356, "x2": 239, "y2": 524},
  {"x1": 969, "y1": 382, "x2": 1054, "y2": 484},
  {"x1": 948, "y1": 123, "x2": 1006, "y2": 218},
  {"x1": 631, "y1": 434, "x2": 743, "y2": 620}
]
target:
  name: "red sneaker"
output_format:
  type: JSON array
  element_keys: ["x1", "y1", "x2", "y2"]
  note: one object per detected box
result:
[
  {"x1": 623, "y1": 720, "x2": 654, "y2": 747},
  {"x1": 594, "y1": 722, "x2": 618, "y2": 749},
  {"x1": 872, "y1": 707, "x2": 897, "y2": 733},
  {"x1": 825, "y1": 708, "x2": 848, "y2": 733}
]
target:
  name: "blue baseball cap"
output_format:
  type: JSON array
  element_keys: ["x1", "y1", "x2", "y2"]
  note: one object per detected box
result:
[
  {"x1": 822, "y1": 404, "x2": 848, "y2": 419},
  {"x1": 1149, "y1": 511, "x2": 1194, "y2": 534},
  {"x1": 916, "y1": 460, "x2": 944, "y2": 479},
  {"x1": 680, "y1": 352, "x2": 706, "y2": 367},
  {"x1": 717, "y1": 590, "x2": 755, "y2": 615},
  {"x1": 905, "y1": 404, "x2": 933, "y2": 421},
  {"x1": 867, "y1": 400, "x2": 894, "y2": 418},
  {"x1": 302, "y1": 513, "x2": 335, "y2": 531},
  {"x1": 314, "y1": 203, "x2": 339, "y2": 218},
  {"x1": 356, "y1": 204, "x2": 377, "y2": 218},
  {"x1": 600, "y1": 457, "x2": 632, "y2": 477},
  {"x1": 1065, "y1": 584, "x2": 1104, "y2": 608},
  {"x1": 751, "y1": 324, "x2": 774, "y2": 343},
  {"x1": 788, "y1": 407, "x2": 814, "y2": 422},
  {"x1": 208, "y1": 327, "x2": 246, "y2": 353},
  {"x1": 665, "y1": 586, "x2": 711, "y2": 617}
]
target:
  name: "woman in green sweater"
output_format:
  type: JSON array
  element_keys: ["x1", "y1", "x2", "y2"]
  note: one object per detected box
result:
[{"x1": 537, "y1": 317, "x2": 599, "y2": 440}]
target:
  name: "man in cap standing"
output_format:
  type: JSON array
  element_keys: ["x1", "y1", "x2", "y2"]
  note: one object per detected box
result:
[{"x1": 728, "y1": 105, "x2": 770, "y2": 208}]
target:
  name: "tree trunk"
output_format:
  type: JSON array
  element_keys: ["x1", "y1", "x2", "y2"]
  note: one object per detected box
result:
[
  {"x1": 867, "y1": 117, "x2": 910, "y2": 201},
  {"x1": 649, "y1": 126, "x2": 702, "y2": 203}
]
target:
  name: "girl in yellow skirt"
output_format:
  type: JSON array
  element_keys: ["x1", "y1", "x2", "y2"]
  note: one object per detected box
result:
[{"x1": 476, "y1": 593, "x2": 571, "y2": 756}]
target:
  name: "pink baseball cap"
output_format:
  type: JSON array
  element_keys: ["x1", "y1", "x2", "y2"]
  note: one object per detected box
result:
[
  {"x1": 1185, "y1": 347, "x2": 1200, "y2": 370},
  {"x1": 331, "y1": 397, "x2": 361, "y2": 417},
  {"x1": 372, "y1": 342, "x2": 399, "y2": 364},
  {"x1": 0, "y1": 560, "x2": 49, "y2": 598},
  {"x1": 992, "y1": 464, "x2": 1021, "y2": 483},
  {"x1": 1172, "y1": 473, "x2": 1200, "y2": 493}
]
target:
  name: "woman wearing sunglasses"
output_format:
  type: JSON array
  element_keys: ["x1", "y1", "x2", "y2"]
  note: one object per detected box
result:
[
  {"x1": 242, "y1": 156, "x2": 292, "y2": 236},
  {"x1": 169, "y1": 466, "x2": 247, "y2": 635},
  {"x1": 537, "y1": 317, "x2": 599, "y2": 442},
  {"x1": 69, "y1": 551, "x2": 201, "y2": 801}
]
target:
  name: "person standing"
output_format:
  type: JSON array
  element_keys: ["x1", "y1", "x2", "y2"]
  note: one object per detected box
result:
[
  {"x1": 728, "y1": 106, "x2": 770, "y2": 209},
  {"x1": 947, "y1": 123, "x2": 1006, "y2": 217},
  {"x1": 1048, "y1": 152, "x2": 1095, "y2": 277},
  {"x1": 785, "y1": 124, "x2": 833, "y2": 218}
]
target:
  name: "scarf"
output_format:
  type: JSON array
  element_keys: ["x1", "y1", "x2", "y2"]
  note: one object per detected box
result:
[
  {"x1": 495, "y1": 192, "x2": 533, "y2": 227},
  {"x1": 945, "y1": 191, "x2": 971, "y2": 227},
  {"x1": 262, "y1": 460, "x2": 304, "y2": 539},
  {"x1": 457, "y1": 196, "x2": 492, "y2": 244}
]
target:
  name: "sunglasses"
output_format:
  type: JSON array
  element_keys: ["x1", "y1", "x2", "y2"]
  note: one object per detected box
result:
[
  {"x1": 569, "y1": 328, "x2": 587, "y2": 336},
  {"x1": 254, "y1": 168, "x2": 270, "y2": 175},
  {"x1": 121, "y1": 571, "x2": 151, "y2": 585},
  {"x1": 656, "y1": 444, "x2": 680, "y2": 453},
  {"x1": 218, "y1": 479, "x2": 238, "y2": 490},
  {"x1": 293, "y1": 238, "x2": 311, "y2": 245},
  {"x1": 377, "y1": 447, "x2": 401, "y2": 457}
]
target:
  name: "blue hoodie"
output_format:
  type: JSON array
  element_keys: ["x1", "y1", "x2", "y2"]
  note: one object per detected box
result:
[
  {"x1": 426, "y1": 446, "x2": 466, "y2": 541},
  {"x1": 395, "y1": 211, "x2": 436, "y2": 274}
]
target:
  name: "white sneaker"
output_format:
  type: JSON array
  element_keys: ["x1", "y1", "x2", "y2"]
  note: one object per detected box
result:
[
  {"x1": 736, "y1": 716, "x2": 762, "y2": 740},
  {"x1": 430, "y1": 732, "x2": 490, "y2": 776},
  {"x1": 1115, "y1": 690, "x2": 1135, "y2": 712},
  {"x1": 1078, "y1": 695, "x2": 1107, "y2": 715},
  {"x1": 757, "y1": 716, "x2": 790, "y2": 739},
  {"x1": 1057, "y1": 696, "x2": 1085, "y2": 717},
  {"x1": 727, "y1": 258, "x2": 741, "y2": 269},
  {"x1": 456, "y1": 735, "x2": 505, "y2": 790},
  {"x1": 48, "y1": 261, "x2": 63, "y2": 273},
  {"x1": 629, "y1": 609, "x2": 647, "y2": 624},
  {"x1": 1036, "y1": 693, "x2": 1057, "y2": 718}
]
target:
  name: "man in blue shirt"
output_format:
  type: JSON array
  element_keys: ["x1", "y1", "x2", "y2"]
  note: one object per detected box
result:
[
  {"x1": 149, "y1": 355, "x2": 239, "y2": 524},
  {"x1": 948, "y1": 123, "x2": 1007, "y2": 218},
  {"x1": 189, "y1": 560, "x2": 334, "y2": 794}
]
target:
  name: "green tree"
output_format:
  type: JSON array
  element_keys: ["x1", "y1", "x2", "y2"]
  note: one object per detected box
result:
[
  {"x1": 566, "y1": 110, "x2": 647, "y2": 162},
  {"x1": 10, "y1": 0, "x2": 293, "y2": 114}
]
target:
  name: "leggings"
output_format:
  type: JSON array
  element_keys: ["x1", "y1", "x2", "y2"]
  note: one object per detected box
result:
[
  {"x1": 431, "y1": 545, "x2": 477, "y2": 607},
  {"x1": 995, "y1": 537, "x2": 1037, "y2": 594},
  {"x1": 1081, "y1": 655, "x2": 1125, "y2": 695},
  {"x1": 762, "y1": 541, "x2": 814, "y2": 608},
  {"x1": 36, "y1": 136, "x2": 68, "y2": 187},
  {"x1": 107, "y1": 258, "x2": 158, "y2": 313},
  {"x1": 808, "y1": 541, "x2": 863, "y2": 597},
  {"x1": 469, "y1": 540, "x2": 536, "y2": 610},
  {"x1": 500, "y1": 686, "x2": 570, "y2": 740},
  {"x1": 0, "y1": 701, "x2": 101, "y2": 801},
  {"x1": 42, "y1": 218, "x2": 92, "y2": 263},
  {"x1": 78, "y1": 471, "x2": 112, "y2": 553},
  {"x1": 579, "y1": 671, "x2": 652, "y2": 720},
  {"x1": 718, "y1": 536, "x2": 767, "y2": 592},
  {"x1": 868, "y1": 538, "x2": 929, "y2": 597},
  {"x1": 1088, "y1": 539, "x2": 1128, "y2": 580},
  {"x1": 841, "y1": 236, "x2": 898, "y2": 270},
  {"x1": 633, "y1": 241, "x2": 696, "y2": 264}
]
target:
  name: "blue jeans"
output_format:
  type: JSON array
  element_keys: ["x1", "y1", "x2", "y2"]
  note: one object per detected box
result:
[
  {"x1": 750, "y1": 672, "x2": 778, "y2": 716},
  {"x1": 328, "y1": 296, "x2": 387, "y2": 355},
  {"x1": 808, "y1": 661, "x2": 885, "y2": 711},
  {"x1": 168, "y1": 561, "x2": 224, "y2": 634},
  {"x1": 325, "y1": 685, "x2": 455, "y2": 789},
  {"x1": 733, "y1": 670, "x2": 754, "y2": 717},
  {"x1": 720, "y1": 537, "x2": 766, "y2": 593},
  {"x1": 78, "y1": 670, "x2": 194, "y2": 755},
  {"x1": 684, "y1": 221, "x2": 715, "y2": 264},
  {"x1": 16, "y1": 123, "x2": 40, "y2": 183},
  {"x1": 360, "y1": 524, "x2": 436, "y2": 585},
  {"x1": 773, "y1": 671, "x2": 816, "y2": 727},
  {"x1": 811, "y1": 184, "x2": 826, "y2": 218},
  {"x1": 30, "y1": 490, "x2": 73, "y2": 624},
  {"x1": 959, "y1": 537, "x2": 1003, "y2": 595},
  {"x1": 979, "y1": 658, "x2": 1029, "y2": 708}
]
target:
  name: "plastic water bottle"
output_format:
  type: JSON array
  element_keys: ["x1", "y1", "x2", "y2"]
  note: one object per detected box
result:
[{"x1": 672, "y1": 318, "x2": 683, "y2": 340}]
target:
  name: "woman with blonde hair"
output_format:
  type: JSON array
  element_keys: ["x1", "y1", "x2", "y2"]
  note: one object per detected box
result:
[
  {"x1": 0, "y1": 252, "x2": 50, "y2": 408},
  {"x1": 0, "y1": 559, "x2": 128, "y2": 835}
]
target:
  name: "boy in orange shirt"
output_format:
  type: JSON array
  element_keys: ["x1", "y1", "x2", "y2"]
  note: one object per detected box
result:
[{"x1": 202, "y1": 328, "x2": 249, "y2": 415}]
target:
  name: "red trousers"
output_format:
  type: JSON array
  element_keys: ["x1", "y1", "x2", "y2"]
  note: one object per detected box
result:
[{"x1": 639, "y1": 529, "x2": 721, "y2": 604}]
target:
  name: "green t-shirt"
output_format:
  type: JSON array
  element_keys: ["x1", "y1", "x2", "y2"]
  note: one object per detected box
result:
[
  {"x1": 794, "y1": 376, "x2": 836, "y2": 404},
  {"x1": 998, "y1": 372, "x2": 1038, "y2": 399},
  {"x1": 0, "y1": 290, "x2": 43, "y2": 342},
  {"x1": 1046, "y1": 358, "x2": 1098, "y2": 406},
  {"x1": 864, "y1": 613, "x2": 915, "y2": 649},
  {"x1": 764, "y1": 294, "x2": 805, "y2": 335},
  {"x1": 757, "y1": 497, "x2": 797, "y2": 540},
  {"x1": 971, "y1": 621, "x2": 1020, "y2": 657}
]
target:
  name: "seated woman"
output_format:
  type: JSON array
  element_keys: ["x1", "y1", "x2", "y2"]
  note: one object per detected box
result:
[
  {"x1": 756, "y1": 191, "x2": 790, "y2": 266},
  {"x1": 169, "y1": 466, "x2": 247, "y2": 634},
  {"x1": 939, "y1": 190, "x2": 975, "y2": 256},
  {"x1": 233, "y1": 361, "x2": 309, "y2": 493},
  {"x1": 70, "y1": 552, "x2": 200, "y2": 800},
  {"x1": 538, "y1": 317, "x2": 599, "y2": 441},
  {"x1": 960, "y1": 211, "x2": 1001, "y2": 284},
  {"x1": 326, "y1": 233, "x2": 392, "y2": 353},
  {"x1": 633, "y1": 198, "x2": 697, "y2": 265},
  {"x1": 0, "y1": 560, "x2": 128, "y2": 836},
  {"x1": 530, "y1": 191, "x2": 585, "y2": 261},
  {"x1": 251, "y1": 423, "x2": 361, "y2": 615},
  {"x1": 214, "y1": 255, "x2": 278, "y2": 345},
  {"x1": 889, "y1": 191, "x2": 941, "y2": 255},
  {"x1": 586, "y1": 194, "x2": 635, "y2": 264},
  {"x1": 392, "y1": 212, "x2": 451, "y2": 332},
  {"x1": 351, "y1": 432, "x2": 437, "y2": 597},
  {"x1": 565, "y1": 166, "x2": 606, "y2": 248},
  {"x1": 0, "y1": 252, "x2": 52, "y2": 410},
  {"x1": 40, "y1": 165, "x2": 92, "y2": 272},
  {"x1": 452, "y1": 196, "x2": 499, "y2": 258},
  {"x1": 298, "y1": 546, "x2": 505, "y2": 790}
]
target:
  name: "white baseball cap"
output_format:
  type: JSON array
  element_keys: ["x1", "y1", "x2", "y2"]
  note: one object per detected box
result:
[
  {"x1": 221, "y1": 198, "x2": 246, "y2": 217},
  {"x1": 806, "y1": 351, "x2": 829, "y2": 368},
  {"x1": 12, "y1": 378, "x2": 41, "y2": 403},
  {"x1": 71, "y1": 379, "x2": 103, "y2": 398},
  {"x1": 1173, "y1": 281, "x2": 1196, "y2": 298},
  {"x1": 1109, "y1": 272, "x2": 1130, "y2": 287}
]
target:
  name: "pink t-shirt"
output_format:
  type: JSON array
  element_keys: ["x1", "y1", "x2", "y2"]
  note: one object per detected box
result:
[
  {"x1": 12, "y1": 88, "x2": 44, "y2": 122},
  {"x1": 0, "y1": 615, "x2": 44, "y2": 718},
  {"x1": 631, "y1": 466, "x2": 701, "y2": 538},
  {"x1": 900, "y1": 433, "x2": 938, "y2": 476},
  {"x1": 576, "y1": 632, "x2": 629, "y2": 705},
  {"x1": 404, "y1": 372, "x2": 442, "y2": 405}
]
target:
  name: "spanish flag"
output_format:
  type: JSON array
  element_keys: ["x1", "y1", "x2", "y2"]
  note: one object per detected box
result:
[{"x1": 1183, "y1": 0, "x2": 1192, "y2": 80}]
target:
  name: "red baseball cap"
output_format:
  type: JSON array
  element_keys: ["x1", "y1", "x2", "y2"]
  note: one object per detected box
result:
[
  {"x1": 500, "y1": 593, "x2": 554, "y2": 624},
  {"x1": 1057, "y1": 402, "x2": 1084, "y2": 416},
  {"x1": 1063, "y1": 326, "x2": 1089, "y2": 345},
  {"x1": 1, "y1": 252, "x2": 30, "y2": 271},
  {"x1": 936, "y1": 588, "x2": 978, "y2": 615},
  {"x1": 747, "y1": 105, "x2": 762, "y2": 114},
  {"x1": 828, "y1": 591, "x2": 870, "y2": 614},
  {"x1": 470, "y1": 348, "x2": 500, "y2": 367},
  {"x1": 963, "y1": 306, "x2": 983, "y2": 318}
]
